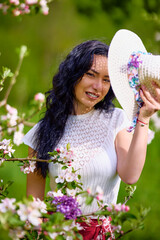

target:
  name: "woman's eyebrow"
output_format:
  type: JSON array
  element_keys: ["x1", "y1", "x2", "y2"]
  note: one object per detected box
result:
[{"x1": 90, "y1": 69, "x2": 109, "y2": 78}]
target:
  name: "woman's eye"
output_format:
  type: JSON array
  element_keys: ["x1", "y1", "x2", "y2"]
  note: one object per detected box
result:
[
  {"x1": 86, "y1": 72, "x2": 95, "y2": 77},
  {"x1": 103, "y1": 79, "x2": 110, "y2": 83}
]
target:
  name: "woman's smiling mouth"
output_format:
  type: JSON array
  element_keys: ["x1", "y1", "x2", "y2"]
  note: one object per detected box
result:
[{"x1": 86, "y1": 92, "x2": 100, "y2": 99}]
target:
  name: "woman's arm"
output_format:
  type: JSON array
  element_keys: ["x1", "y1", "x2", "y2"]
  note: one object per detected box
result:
[
  {"x1": 26, "y1": 147, "x2": 46, "y2": 200},
  {"x1": 115, "y1": 83, "x2": 160, "y2": 185}
]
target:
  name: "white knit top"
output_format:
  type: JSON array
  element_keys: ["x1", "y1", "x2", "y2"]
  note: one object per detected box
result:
[{"x1": 23, "y1": 108, "x2": 130, "y2": 215}]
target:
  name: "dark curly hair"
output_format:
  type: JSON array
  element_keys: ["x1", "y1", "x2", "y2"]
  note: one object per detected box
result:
[{"x1": 33, "y1": 40, "x2": 115, "y2": 178}]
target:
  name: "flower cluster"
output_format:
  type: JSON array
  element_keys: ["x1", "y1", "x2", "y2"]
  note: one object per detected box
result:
[
  {"x1": 1, "y1": 104, "x2": 24, "y2": 146},
  {"x1": 20, "y1": 160, "x2": 36, "y2": 174},
  {"x1": 0, "y1": 144, "x2": 150, "y2": 239},
  {"x1": 51, "y1": 195, "x2": 82, "y2": 219},
  {"x1": 0, "y1": 0, "x2": 51, "y2": 16},
  {"x1": 0, "y1": 92, "x2": 45, "y2": 146},
  {"x1": 106, "y1": 203, "x2": 130, "y2": 213},
  {"x1": 0, "y1": 139, "x2": 15, "y2": 165},
  {"x1": 49, "y1": 145, "x2": 82, "y2": 195}
]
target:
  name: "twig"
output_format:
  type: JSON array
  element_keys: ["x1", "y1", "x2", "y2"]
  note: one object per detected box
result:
[
  {"x1": 0, "y1": 104, "x2": 45, "y2": 132},
  {"x1": 0, "y1": 157, "x2": 50, "y2": 162},
  {"x1": 0, "y1": 51, "x2": 25, "y2": 108},
  {"x1": 116, "y1": 228, "x2": 135, "y2": 239}
]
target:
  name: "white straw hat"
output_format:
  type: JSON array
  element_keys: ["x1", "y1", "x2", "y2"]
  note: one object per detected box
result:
[{"x1": 108, "y1": 29, "x2": 160, "y2": 125}]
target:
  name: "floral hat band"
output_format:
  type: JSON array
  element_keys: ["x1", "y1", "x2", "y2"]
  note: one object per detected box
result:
[
  {"x1": 127, "y1": 51, "x2": 149, "y2": 131},
  {"x1": 108, "y1": 29, "x2": 160, "y2": 130}
]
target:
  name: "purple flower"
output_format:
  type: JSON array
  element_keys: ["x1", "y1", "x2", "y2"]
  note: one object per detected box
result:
[{"x1": 52, "y1": 195, "x2": 82, "y2": 219}]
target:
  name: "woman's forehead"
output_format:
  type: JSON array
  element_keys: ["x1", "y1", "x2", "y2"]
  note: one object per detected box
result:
[{"x1": 91, "y1": 55, "x2": 108, "y2": 71}]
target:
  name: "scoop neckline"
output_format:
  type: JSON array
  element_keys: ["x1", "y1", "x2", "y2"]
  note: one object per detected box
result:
[{"x1": 69, "y1": 109, "x2": 95, "y2": 120}]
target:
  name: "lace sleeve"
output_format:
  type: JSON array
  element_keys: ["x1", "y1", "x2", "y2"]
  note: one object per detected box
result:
[{"x1": 115, "y1": 109, "x2": 130, "y2": 136}]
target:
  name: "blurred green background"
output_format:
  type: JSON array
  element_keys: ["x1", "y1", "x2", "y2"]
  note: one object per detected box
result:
[{"x1": 1, "y1": 0, "x2": 160, "y2": 239}]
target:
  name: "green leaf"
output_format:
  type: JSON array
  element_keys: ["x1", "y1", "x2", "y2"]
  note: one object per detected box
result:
[
  {"x1": 57, "y1": 182, "x2": 64, "y2": 190},
  {"x1": 85, "y1": 196, "x2": 94, "y2": 205},
  {"x1": 61, "y1": 166, "x2": 68, "y2": 170},
  {"x1": 120, "y1": 212, "x2": 137, "y2": 223},
  {"x1": 1, "y1": 67, "x2": 13, "y2": 79},
  {"x1": 66, "y1": 143, "x2": 70, "y2": 151},
  {"x1": 76, "y1": 233, "x2": 83, "y2": 240},
  {"x1": 56, "y1": 235, "x2": 65, "y2": 240},
  {"x1": 49, "y1": 212, "x2": 64, "y2": 225}
]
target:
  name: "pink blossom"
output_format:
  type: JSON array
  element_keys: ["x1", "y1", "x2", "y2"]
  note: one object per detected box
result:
[
  {"x1": 0, "y1": 198, "x2": 16, "y2": 213},
  {"x1": 12, "y1": 8, "x2": 21, "y2": 16},
  {"x1": 96, "y1": 185, "x2": 104, "y2": 201},
  {"x1": 6, "y1": 104, "x2": 18, "y2": 115},
  {"x1": 34, "y1": 93, "x2": 45, "y2": 103},
  {"x1": 10, "y1": 0, "x2": 20, "y2": 5},
  {"x1": 41, "y1": 5, "x2": 49, "y2": 15},
  {"x1": 48, "y1": 232, "x2": 58, "y2": 239},
  {"x1": 87, "y1": 187, "x2": 92, "y2": 194},
  {"x1": 124, "y1": 205, "x2": 130, "y2": 212},
  {"x1": 106, "y1": 206, "x2": 112, "y2": 212},
  {"x1": 0, "y1": 159, "x2": 5, "y2": 166},
  {"x1": 25, "y1": 0, "x2": 38, "y2": 5},
  {"x1": 66, "y1": 188, "x2": 76, "y2": 197},
  {"x1": 56, "y1": 148, "x2": 60, "y2": 153},
  {"x1": 47, "y1": 190, "x2": 63, "y2": 198},
  {"x1": 31, "y1": 198, "x2": 47, "y2": 213},
  {"x1": 20, "y1": 161, "x2": 36, "y2": 174},
  {"x1": 65, "y1": 171, "x2": 75, "y2": 182},
  {"x1": 147, "y1": 129, "x2": 155, "y2": 144},
  {"x1": 39, "y1": 0, "x2": 47, "y2": 7},
  {"x1": 0, "y1": 139, "x2": 15, "y2": 157},
  {"x1": 13, "y1": 131, "x2": 24, "y2": 146},
  {"x1": 9, "y1": 227, "x2": 26, "y2": 239},
  {"x1": 17, "y1": 203, "x2": 41, "y2": 226},
  {"x1": 55, "y1": 171, "x2": 65, "y2": 183},
  {"x1": 151, "y1": 112, "x2": 160, "y2": 129}
]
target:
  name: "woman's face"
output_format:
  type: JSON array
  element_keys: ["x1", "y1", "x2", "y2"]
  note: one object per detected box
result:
[{"x1": 74, "y1": 55, "x2": 110, "y2": 115}]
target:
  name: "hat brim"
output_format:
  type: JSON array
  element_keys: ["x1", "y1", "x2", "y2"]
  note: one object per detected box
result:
[{"x1": 108, "y1": 29, "x2": 147, "y2": 121}]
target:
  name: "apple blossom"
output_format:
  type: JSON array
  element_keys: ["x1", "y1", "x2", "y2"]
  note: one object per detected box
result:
[
  {"x1": 96, "y1": 185, "x2": 104, "y2": 201},
  {"x1": 9, "y1": 227, "x2": 26, "y2": 240},
  {"x1": 20, "y1": 160, "x2": 36, "y2": 174},
  {"x1": 10, "y1": 0, "x2": 20, "y2": 5},
  {"x1": 48, "y1": 232, "x2": 58, "y2": 239},
  {"x1": 25, "y1": 0, "x2": 38, "y2": 4},
  {"x1": 0, "y1": 138, "x2": 15, "y2": 157},
  {"x1": 31, "y1": 198, "x2": 47, "y2": 213},
  {"x1": 66, "y1": 188, "x2": 77, "y2": 197},
  {"x1": 65, "y1": 171, "x2": 75, "y2": 182},
  {"x1": 17, "y1": 202, "x2": 41, "y2": 226},
  {"x1": 34, "y1": 92, "x2": 45, "y2": 103},
  {"x1": 0, "y1": 198, "x2": 16, "y2": 213},
  {"x1": 55, "y1": 171, "x2": 65, "y2": 183},
  {"x1": 87, "y1": 187, "x2": 92, "y2": 194},
  {"x1": 0, "y1": 159, "x2": 5, "y2": 166}
]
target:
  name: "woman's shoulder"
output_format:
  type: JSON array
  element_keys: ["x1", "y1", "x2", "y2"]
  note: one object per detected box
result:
[
  {"x1": 97, "y1": 107, "x2": 126, "y2": 120},
  {"x1": 22, "y1": 122, "x2": 40, "y2": 149}
]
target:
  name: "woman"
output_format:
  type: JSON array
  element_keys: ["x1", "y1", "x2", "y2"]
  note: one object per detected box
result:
[{"x1": 23, "y1": 39, "x2": 160, "y2": 238}]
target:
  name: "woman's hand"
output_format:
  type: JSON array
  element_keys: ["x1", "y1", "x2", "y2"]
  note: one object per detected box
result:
[{"x1": 139, "y1": 81, "x2": 160, "y2": 122}]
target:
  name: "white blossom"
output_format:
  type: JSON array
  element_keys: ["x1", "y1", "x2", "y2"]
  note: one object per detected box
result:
[
  {"x1": 47, "y1": 190, "x2": 63, "y2": 198},
  {"x1": 34, "y1": 92, "x2": 45, "y2": 102},
  {"x1": 0, "y1": 198, "x2": 16, "y2": 213},
  {"x1": 31, "y1": 198, "x2": 47, "y2": 213},
  {"x1": 9, "y1": 227, "x2": 26, "y2": 240},
  {"x1": 48, "y1": 232, "x2": 58, "y2": 239}
]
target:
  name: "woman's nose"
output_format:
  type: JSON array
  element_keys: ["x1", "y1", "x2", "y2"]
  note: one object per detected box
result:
[{"x1": 92, "y1": 79, "x2": 103, "y2": 92}]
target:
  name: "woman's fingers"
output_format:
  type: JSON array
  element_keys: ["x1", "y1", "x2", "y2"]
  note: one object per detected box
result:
[{"x1": 141, "y1": 84, "x2": 160, "y2": 108}]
